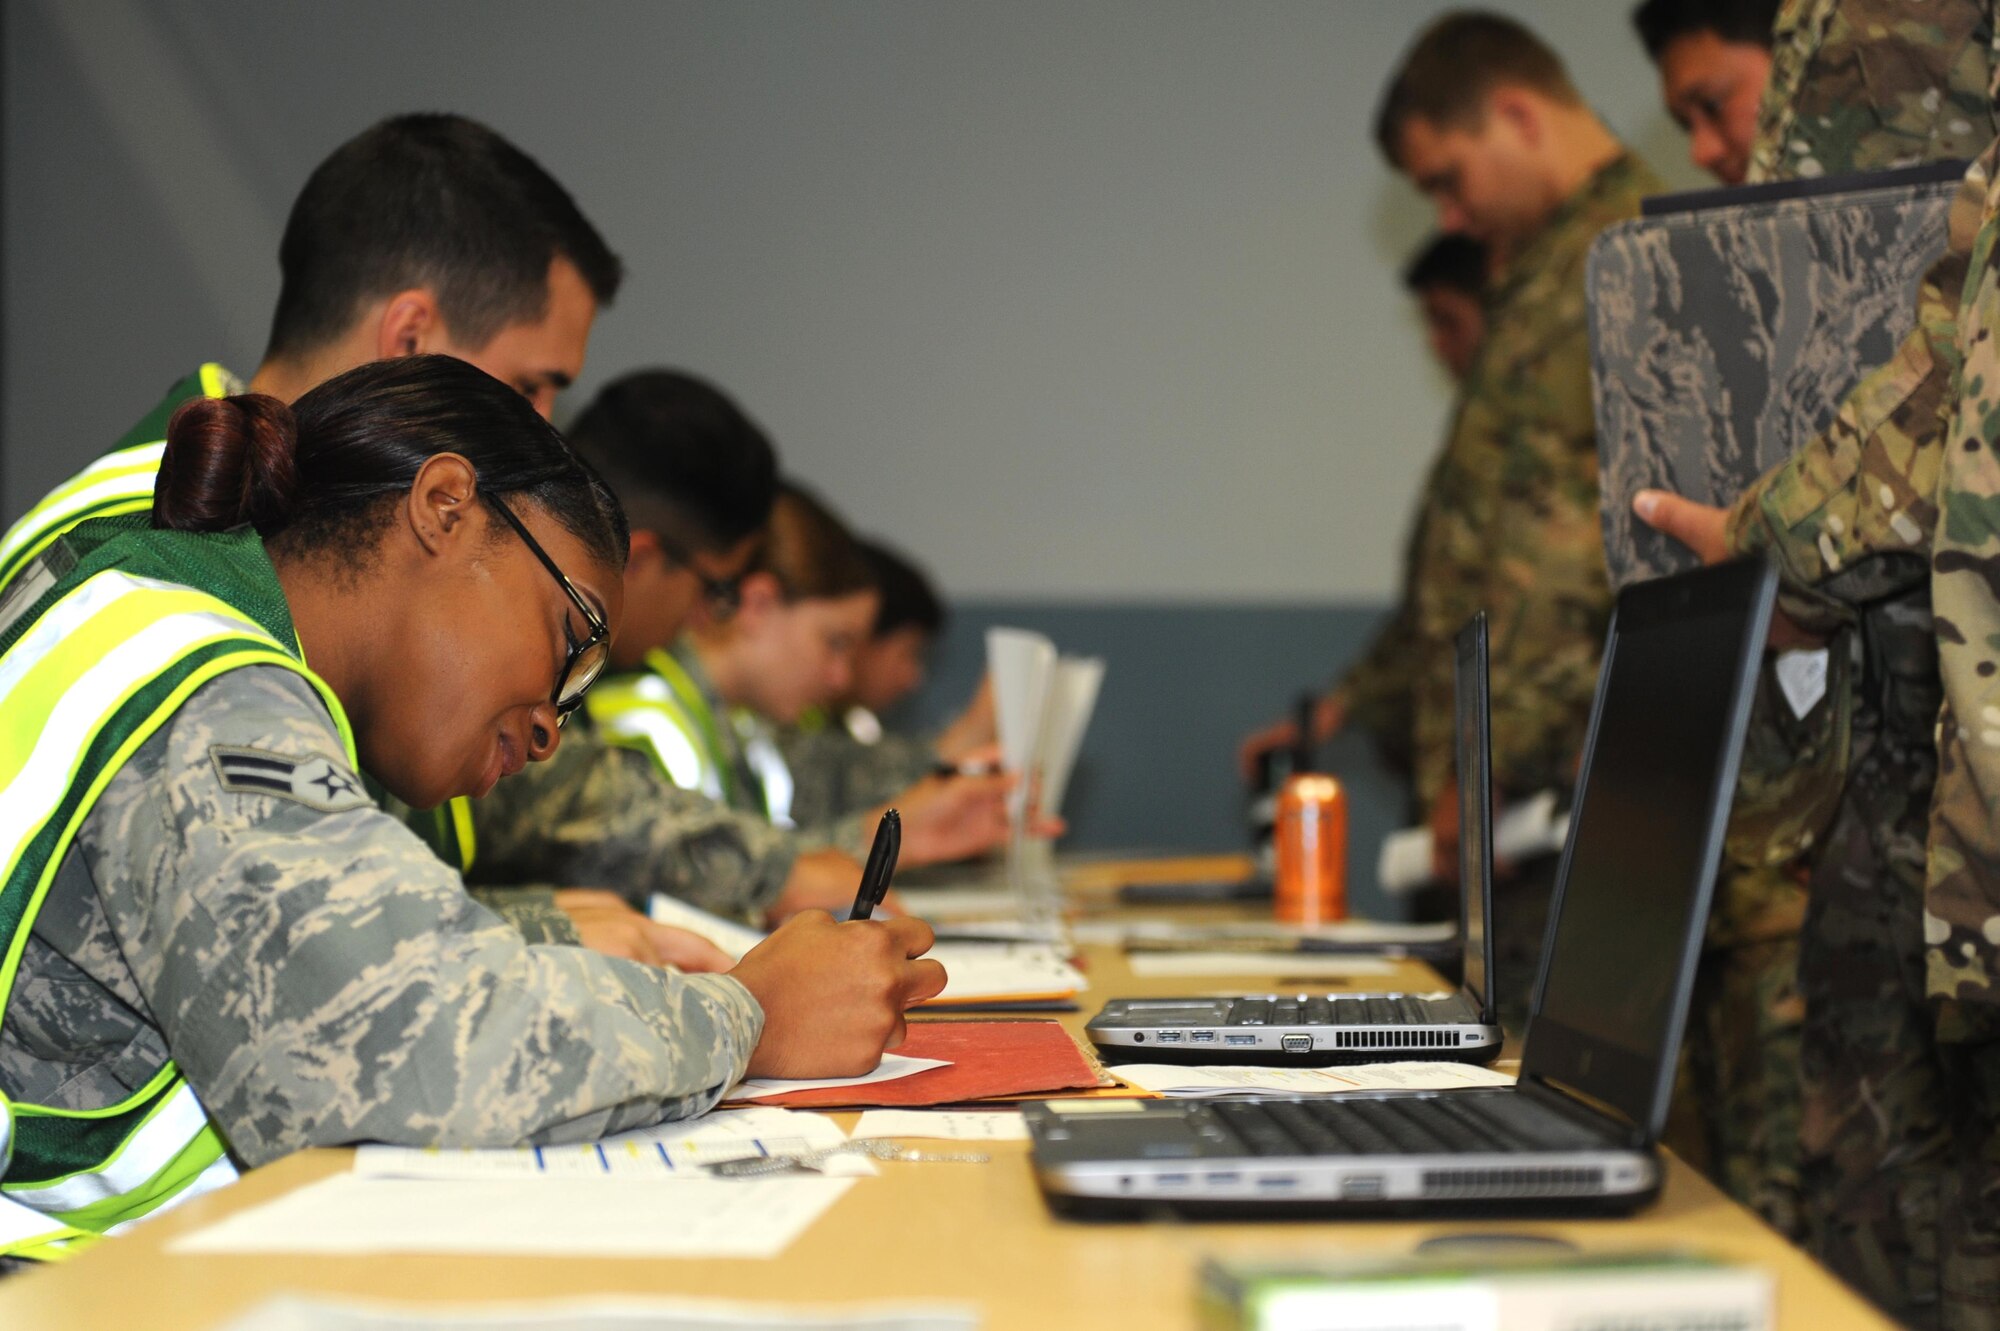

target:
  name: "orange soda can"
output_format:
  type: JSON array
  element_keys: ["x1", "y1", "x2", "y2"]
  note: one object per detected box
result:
[{"x1": 1274, "y1": 773, "x2": 1347, "y2": 925}]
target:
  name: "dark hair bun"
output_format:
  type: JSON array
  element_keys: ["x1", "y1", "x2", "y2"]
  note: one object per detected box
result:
[{"x1": 154, "y1": 393, "x2": 300, "y2": 534}]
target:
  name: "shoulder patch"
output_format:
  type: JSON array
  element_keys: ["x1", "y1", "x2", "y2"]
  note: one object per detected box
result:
[{"x1": 210, "y1": 745, "x2": 371, "y2": 813}]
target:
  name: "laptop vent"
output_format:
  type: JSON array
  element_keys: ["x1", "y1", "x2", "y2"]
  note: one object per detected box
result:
[
  {"x1": 1334, "y1": 1029, "x2": 1458, "y2": 1050},
  {"x1": 1422, "y1": 1167, "x2": 1605, "y2": 1199}
]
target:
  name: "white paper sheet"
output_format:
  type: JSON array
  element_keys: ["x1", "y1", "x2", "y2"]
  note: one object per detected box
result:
[
  {"x1": 1110, "y1": 1061, "x2": 1517, "y2": 1098},
  {"x1": 1122, "y1": 952, "x2": 1397, "y2": 978},
  {"x1": 849, "y1": 1110, "x2": 1028, "y2": 1142},
  {"x1": 1068, "y1": 919, "x2": 1457, "y2": 948},
  {"x1": 1034, "y1": 657, "x2": 1103, "y2": 819},
  {"x1": 1377, "y1": 789, "x2": 1570, "y2": 894},
  {"x1": 218, "y1": 1295, "x2": 980, "y2": 1331},
  {"x1": 649, "y1": 895, "x2": 767, "y2": 961},
  {"x1": 987, "y1": 628, "x2": 1057, "y2": 822},
  {"x1": 926, "y1": 943, "x2": 1086, "y2": 1000},
  {"x1": 352, "y1": 1107, "x2": 854, "y2": 1180},
  {"x1": 729, "y1": 1053, "x2": 948, "y2": 1101},
  {"x1": 170, "y1": 1172, "x2": 857, "y2": 1259},
  {"x1": 893, "y1": 886, "x2": 1024, "y2": 919}
]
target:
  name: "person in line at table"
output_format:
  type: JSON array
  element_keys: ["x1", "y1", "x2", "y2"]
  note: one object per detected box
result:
[
  {"x1": 1632, "y1": 0, "x2": 1780, "y2": 186},
  {"x1": 781, "y1": 538, "x2": 997, "y2": 830},
  {"x1": 0, "y1": 355, "x2": 944, "y2": 1269},
  {"x1": 1236, "y1": 232, "x2": 1487, "y2": 802},
  {"x1": 1635, "y1": 4, "x2": 2000, "y2": 1321},
  {"x1": 473, "y1": 371, "x2": 1022, "y2": 926},
  {"x1": 1374, "y1": 11, "x2": 1662, "y2": 1024},
  {"x1": 0, "y1": 111, "x2": 701, "y2": 958}
]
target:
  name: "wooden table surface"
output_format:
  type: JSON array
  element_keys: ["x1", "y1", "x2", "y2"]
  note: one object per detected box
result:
[{"x1": 0, "y1": 853, "x2": 1890, "y2": 1329}]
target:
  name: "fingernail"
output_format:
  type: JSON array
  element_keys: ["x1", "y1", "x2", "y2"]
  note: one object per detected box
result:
[{"x1": 1633, "y1": 491, "x2": 1658, "y2": 520}]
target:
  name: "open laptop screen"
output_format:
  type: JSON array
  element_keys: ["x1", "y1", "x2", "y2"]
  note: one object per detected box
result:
[
  {"x1": 1522, "y1": 560, "x2": 1773, "y2": 1135},
  {"x1": 1454, "y1": 614, "x2": 1491, "y2": 1019}
]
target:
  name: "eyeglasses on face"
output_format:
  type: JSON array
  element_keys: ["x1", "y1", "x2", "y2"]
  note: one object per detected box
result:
[
  {"x1": 483, "y1": 492, "x2": 611, "y2": 728},
  {"x1": 652, "y1": 527, "x2": 745, "y2": 621}
]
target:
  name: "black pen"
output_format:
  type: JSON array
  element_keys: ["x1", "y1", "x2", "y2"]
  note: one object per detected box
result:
[{"x1": 848, "y1": 808, "x2": 901, "y2": 921}]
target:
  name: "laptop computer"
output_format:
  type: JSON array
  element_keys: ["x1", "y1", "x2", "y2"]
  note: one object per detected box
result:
[
  {"x1": 1025, "y1": 558, "x2": 1776, "y2": 1217},
  {"x1": 1083, "y1": 614, "x2": 1502, "y2": 1067}
]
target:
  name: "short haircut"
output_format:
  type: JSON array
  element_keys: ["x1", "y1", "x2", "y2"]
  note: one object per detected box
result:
[
  {"x1": 761, "y1": 482, "x2": 873, "y2": 602},
  {"x1": 563, "y1": 369, "x2": 779, "y2": 554},
  {"x1": 860, "y1": 539, "x2": 945, "y2": 639},
  {"x1": 1633, "y1": 0, "x2": 1781, "y2": 61},
  {"x1": 1402, "y1": 234, "x2": 1488, "y2": 299},
  {"x1": 264, "y1": 113, "x2": 624, "y2": 361},
  {"x1": 1374, "y1": 12, "x2": 1582, "y2": 166}
]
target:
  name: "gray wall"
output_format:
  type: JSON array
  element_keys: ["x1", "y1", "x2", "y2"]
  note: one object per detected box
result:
[{"x1": 2, "y1": 1, "x2": 1706, "y2": 861}]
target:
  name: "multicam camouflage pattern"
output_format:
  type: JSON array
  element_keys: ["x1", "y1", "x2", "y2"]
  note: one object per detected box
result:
[
  {"x1": 779, "y1": 720, "x2": 936, "y2": 831},
  {"x1": 1748, "y1": 0, "x2": 1999, "y2": 184},
  {"x1": 1406, "y1": 152, "x2": 1660, "y2": 808},
  {"x1": 467, "y1": 713, "x2": 798, "y2": 919},
  {"x1": 1724, "y1": 126, "x2": 2000, "y2": 1326},
  {"x1": 0, "y1": 665, "x2": 764, "y2": 1169}
]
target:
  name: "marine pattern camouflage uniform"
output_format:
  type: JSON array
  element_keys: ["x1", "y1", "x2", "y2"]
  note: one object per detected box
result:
[
  {"x1": 1728, "y1": 91, "x2": 2000, "y2": 1328},
  {"x1": 1407, "y1": 151, "x2": 1660, "y2": 1029},
  {"x1": 466, "y1": 711, "x2": 799, "y2": 919},
  {"x1": 0, "y1": 666, "x2": 764, "y2": 1177},
  {"x1": 1672, "y1": 0, "x2": 2000, "y2": 1256},
  {"x1": 1749, "y1": 0, "x2": 2000, "y2": 183}
]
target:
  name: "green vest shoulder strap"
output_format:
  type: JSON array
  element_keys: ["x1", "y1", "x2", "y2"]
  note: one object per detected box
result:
[
  {"x1": 586, "y1": 650, "x2": 728, "y2": 803},
  {"x1": 0, "y1": 363, "x2": 238, "y2": 592},
  {"x1": 0, "y1": 520, "x2": 352, "y2": 1262}
]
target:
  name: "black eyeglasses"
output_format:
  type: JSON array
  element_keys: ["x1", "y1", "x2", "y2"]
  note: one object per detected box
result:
[
  {"x1": 653, "y1": 528, "x2": 744, "y2": 621},
  {"x1": 484, "y1": 493, "x2": 611, "y2": 727}
]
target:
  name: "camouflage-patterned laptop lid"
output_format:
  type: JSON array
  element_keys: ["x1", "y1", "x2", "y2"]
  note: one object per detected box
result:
[{"x1": 1590, "y1": 163, "x2": 1961, "y2": 589}]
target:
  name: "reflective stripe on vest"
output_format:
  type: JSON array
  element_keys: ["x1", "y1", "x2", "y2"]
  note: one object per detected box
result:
[
  {"x1": 736, "y1": 713, "x2": 796, "y2": 829},
  {"x1": 590, "y1": 672, "x2": 722, "y2": 801},
  {"x1": 0, "y1": 566, "x2": 352, "y2": 1259}
]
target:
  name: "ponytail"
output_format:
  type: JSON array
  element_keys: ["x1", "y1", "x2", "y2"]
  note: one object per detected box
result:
[
  {"x1": 148, "y1": 356, "x2": 627, "y2": 571},
  {"x1": 154, "y1": 394, "x2": 301, "y2": 534}
]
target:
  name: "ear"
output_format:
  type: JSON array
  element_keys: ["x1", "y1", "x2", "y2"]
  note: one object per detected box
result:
[
  {"x1": 734, "y1": 571, "x2": 786, "y2": 625},
  {"x1": 374, "y1": 288, "x2": 446, "y2": 360},
  {"x1": 402, "y1": 453, "x2": 481, "y2": 557},
  {"x1": 1486, "y1": 87, "x2": 1541, "y2": 147},
  {"x1": 626, "y1": 529, "x2": 664, "y2": 565}
]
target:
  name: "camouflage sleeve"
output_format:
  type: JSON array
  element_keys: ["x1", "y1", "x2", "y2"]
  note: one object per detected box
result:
[
  {"x1": 465, "y1": 886, "x2": 582, "y2": 945},
  {"x1": 1926, "y1": 152, "x2": 2000, "y2": 1015},
  {"x1": 73, "y1": 666, "x2": 765, "y2": 1168},
  {"x1": 780, "y1": 725, "x2": 935, "y2": 829},
  {"x1": 1336, "y1": 602, "x2": 1416, "y2": 738},
  {"x1": 1410, "y1": 304, "x2": 1610, "y2": 804},
  {"x1": 1725, "y1": 148, "x2": 1991, "y2": 621},
  {"x1": 466, "y1": 721, "x2": 797, "y2": 916}
]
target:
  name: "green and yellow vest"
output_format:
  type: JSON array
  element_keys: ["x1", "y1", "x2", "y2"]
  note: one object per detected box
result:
[
  {"x1": 0, "y1": 520, "x2": 354, "y2": 1261},
  {"x1": 588, "y1": 646, "x2": 796, "y2": 827},
  {"x1": 0, "y1": 365, "x2": 475, "y2": 872}
]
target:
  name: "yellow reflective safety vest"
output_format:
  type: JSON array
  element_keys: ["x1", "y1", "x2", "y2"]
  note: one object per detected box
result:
[
  {"x1": 0, "y1": 365, "x2": 475, "y2": 873},
  {"x1": 588, "y1": 646, "x2": 796, "y2": 827},
  {"x1": 0, "y1": 520, "x2": 356, "y2": 1261}
]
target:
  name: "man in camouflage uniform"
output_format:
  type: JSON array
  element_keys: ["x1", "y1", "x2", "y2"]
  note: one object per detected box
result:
[
  {"x1": 1374, "y1": 12, "x2": 1662, "y2": 1027},
  {"x1": 1639, "y1": 19, "x2": 2000, "y2": 1321}
]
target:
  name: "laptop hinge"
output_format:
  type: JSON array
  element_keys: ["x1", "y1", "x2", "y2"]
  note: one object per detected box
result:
[{"x1": 1515, "y1": 1074, "x2": 1648, "y2": 1150}]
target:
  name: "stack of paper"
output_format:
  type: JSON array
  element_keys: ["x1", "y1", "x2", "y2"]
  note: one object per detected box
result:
[
  {"x1": 986, "y1": 627, "x2": 1104, "y2": 825},
  {"x1": 1377, "y1": 789, "x2": 1569, "y2": 894}
]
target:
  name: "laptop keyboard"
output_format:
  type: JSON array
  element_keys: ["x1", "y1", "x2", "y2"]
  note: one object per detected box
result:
[
  {"x1": 1223, "y1": 995, "x2": 1446, "y2": 1026},
  {"x1": 1205, "y1": 1094, "x2": 1604, "y2": 1158}
]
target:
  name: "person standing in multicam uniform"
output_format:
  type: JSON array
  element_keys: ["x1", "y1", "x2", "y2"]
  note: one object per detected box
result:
[
  {"x1": 1372, "y1": 11, "x2": 1663, "y2": 1026},
  {"x1": 1237, "y1": 233, "x2": 1487, "y2": 798},
  {"x1": 1637, "y1": 8, "x2": 2000, "y2": 1322},
  {"x1": 0, "y1": 355, "x2": 945, "y2": 1268}
]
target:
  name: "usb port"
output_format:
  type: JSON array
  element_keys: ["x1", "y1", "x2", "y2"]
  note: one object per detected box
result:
[
  {"x1": 1155, "y1": 1173, "x2": 1190, "y2": 1187},
  {"x1": 1281, "y1": 1034, "x2": 1314, "y2": 1053},
  {"x1": 1256, "y1": 1176, "x2": 1298, "y2": 1191},
  {"x1": 1190, "y1": 1030, "x2": 1217, "y2": 1043},
  {"x1": 1205, "y1": 1172, "x2": 1241, "y2": 1186},
  {"x1": 1341, "y1": 1175, "x2": 1384, "y2": 1200},
  {"x1": 1225, "y1": 1034, "x2": 1258, "y2": 1047},
  {"x1": 1156, "y1": 1030, "x2": 1184, "y2": 1044}
]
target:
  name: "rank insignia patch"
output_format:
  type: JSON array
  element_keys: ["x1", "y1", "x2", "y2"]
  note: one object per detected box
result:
[{"x1": 211, "y1": 746, "x2": 371, "y2": 812}]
